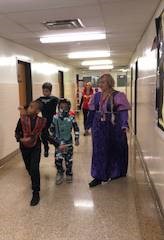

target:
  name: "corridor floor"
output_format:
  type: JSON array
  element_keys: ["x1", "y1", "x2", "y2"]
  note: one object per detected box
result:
[{"x1": 0, "y1": 122, "x2": 163, "y2": 240}]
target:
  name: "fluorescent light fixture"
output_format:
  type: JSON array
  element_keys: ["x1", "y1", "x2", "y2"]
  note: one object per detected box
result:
[
  {"x1": 89, "y1": 65, "x2": 113, "y2": 70},
  {"x1": 40, "y1": 32, "x2": 106, "y2": 43},
  {"x1": 68, "y1": 50, "x2": 110, "y2": 59},
  {"x1": 81, "y1": 59, "x2": 112, "y2": 66}
]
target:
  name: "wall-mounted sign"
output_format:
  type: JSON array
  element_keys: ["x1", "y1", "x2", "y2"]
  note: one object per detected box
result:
[{"x1": 117, "y1": 75, "x2": 127, "y2": 87}]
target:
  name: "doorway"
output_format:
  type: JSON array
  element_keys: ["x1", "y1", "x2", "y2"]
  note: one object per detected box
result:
[
  {"x1": 17, "y1": 60, "x2": 33, "y2": 106},
  {"x1": 58, "y1": 71, "x2": 64, "y2": 98}
]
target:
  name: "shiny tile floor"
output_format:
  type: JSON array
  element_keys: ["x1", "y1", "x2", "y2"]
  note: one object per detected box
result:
[{"x1": 0, "y1": 124, "x2": 164, "y2": 240}]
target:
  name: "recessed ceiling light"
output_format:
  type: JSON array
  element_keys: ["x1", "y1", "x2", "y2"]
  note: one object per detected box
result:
[
  {"x1": 40, "y1": 32, "x2": 106, "y2": 43},
  {"x1": 89, "y1": 65, "x2": 114, "y2": 70},
  {"x1": 68, "y1": 51, "x2": 110, "y2": 59},
  {"x1": 81, "y1": 59, "x2": 112, "y2": 66}
]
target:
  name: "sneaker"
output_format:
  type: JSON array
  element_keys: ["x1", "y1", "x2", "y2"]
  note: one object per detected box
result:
[
  {"x1": 44, "y1": 150, "x2": 49, "y2": 158},
  {"x1": 89, "y1": 179, "x2": 102, "y2": 188},
  {"x1": 66, "y1": 175, "x2": 73, "y2": 183},
  {"x1": 30, "y1": 191, "x2": 40, "y2": 206},
  {"x1": 56, "y1": 172, "x2": 64, "y2": 185}
]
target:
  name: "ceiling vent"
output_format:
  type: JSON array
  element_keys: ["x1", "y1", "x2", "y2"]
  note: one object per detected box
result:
[{"x1": 42, "y1": 19, "x2": 84, "y2": 30}]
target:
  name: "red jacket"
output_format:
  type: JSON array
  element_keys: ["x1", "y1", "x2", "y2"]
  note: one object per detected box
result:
[{"x1": 20, "y1": 115, "x2": 46, "y2": 148}]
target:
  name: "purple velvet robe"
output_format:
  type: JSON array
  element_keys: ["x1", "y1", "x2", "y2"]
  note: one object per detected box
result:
[{"x1": 87, "y1": 91, "x2": 131, "y2": 181}]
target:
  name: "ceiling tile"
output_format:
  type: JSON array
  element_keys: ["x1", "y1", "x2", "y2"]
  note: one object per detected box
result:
[
  {"x1": 0, "y1": 15, "x2": 27, "y2": 33},
  {"x1": 0, "y1": 0, "x2": 98, "y2": 13},
  {"x1": 7, "y1": 5, "x2": 101, "y2": 24}
]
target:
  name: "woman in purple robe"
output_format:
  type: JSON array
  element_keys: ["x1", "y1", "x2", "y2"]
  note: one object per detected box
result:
[{"x1": 87, "y1": 74, "x2": 131, "y2": 187}]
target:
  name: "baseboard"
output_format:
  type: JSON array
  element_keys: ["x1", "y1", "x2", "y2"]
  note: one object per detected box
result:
[{"x1": 0, "y1": 149, "x2": 20, "y2": 167}]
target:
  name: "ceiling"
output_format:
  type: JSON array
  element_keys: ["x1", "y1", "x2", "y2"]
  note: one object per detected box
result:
[{"x1": 0, "y1": 0, "x2": 161, "y2": 69}]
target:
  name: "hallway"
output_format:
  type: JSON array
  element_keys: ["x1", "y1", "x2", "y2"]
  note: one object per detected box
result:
[{"x1": 0, "y1": 118, "x2": 163, "y2": 240}]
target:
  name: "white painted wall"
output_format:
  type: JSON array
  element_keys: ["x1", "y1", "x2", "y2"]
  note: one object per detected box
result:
[
  {"x1": 130, "y1": 1, "x2": 164, "y2": 209},
  {"x1": 0, "y1": 37, "x2": 77, "y2": 159}
]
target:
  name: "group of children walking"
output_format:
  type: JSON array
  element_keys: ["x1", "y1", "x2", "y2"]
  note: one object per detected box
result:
[{"x1": 15, "y1": 82, "x2": 80, "y2": 206}]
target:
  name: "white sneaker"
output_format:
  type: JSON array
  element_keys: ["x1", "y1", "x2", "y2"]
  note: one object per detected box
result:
[
  {"x1": 56, "y1": 172, "x2": 64, "y2": 185},
  {"x1": 66, "y1": 175, "x2": 73, "y2": 183}
]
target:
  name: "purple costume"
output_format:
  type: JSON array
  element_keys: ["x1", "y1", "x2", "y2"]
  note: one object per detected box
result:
[{"x1": 87, "y1": 91, "x2": 131, "y2": 181}]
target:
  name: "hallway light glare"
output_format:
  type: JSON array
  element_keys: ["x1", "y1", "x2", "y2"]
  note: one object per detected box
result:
[
  {"x1": 58, "y1": 66, "x2": 69, "y2": 72},
  {"x1": 74, "y1": 200, "x2": 94, "y2": 208},
  {"x1": 68, "y1": 51, "x2": 110, "y2": 59},
  {"x1": 0, "y1": 56, "x2": 15, "y2": 66},
  {"x1": 33, "y1": 63, "x2": 58, "y2": 75},
  {"x1": 40, "y1": 32, "x2": 106, "y2": 43},
  {"x1": 81, "y1": 59, "x2": 113, "y2": 66},
  {"x1": 33, "y1": 63, "x2": 69, "y2": 75},
  {"x1": 89, "y1": 65, "x2": 113, "y2": 70},
  {"x1": 119, "y1": 69, "x2": 128, "y2": 72},
  {"x1": 16, "y1": 55, "x2": 32, "y2": 62},
  {"x1": 138, "y1": 49, "x2": 156, "y2": 71}
]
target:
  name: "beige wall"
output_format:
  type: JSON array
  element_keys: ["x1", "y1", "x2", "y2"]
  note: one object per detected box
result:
[
  {"x1": 0, "y1": 37, "x2": 77, "y2": 160},
  {"x1": 130, "y1": 1, "x2": 164, "y2": 208}
]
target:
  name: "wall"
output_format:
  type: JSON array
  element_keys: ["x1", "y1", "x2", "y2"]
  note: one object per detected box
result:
[
  {"x1": 78, "y1": 69, "x2": 128, "y2": 93},
  {"x1": 130, "y1": 1, "x2": 164, "y2": 210},
  {"x1": 0, "y1": 37, "x2": 77, "y2": 160}
]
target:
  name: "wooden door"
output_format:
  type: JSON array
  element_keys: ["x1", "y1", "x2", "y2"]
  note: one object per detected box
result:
[
  {"x1": 18, "y1": 62, "x2": 27, "y2": 106},
  {"x1": 58, "y1": 71, "x2": 64, "y2": 98}
]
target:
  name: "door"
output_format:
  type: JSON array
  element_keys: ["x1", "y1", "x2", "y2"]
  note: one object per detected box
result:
[
  {"x1": 58, "y1": 71, "x2": 64, "y2": 98},
  {"x1": 17, "y1": 60, "x2": 32, "y2": 107},
  {"x1": 18, "y1": 62, "x2": 27, "y2": 106}
]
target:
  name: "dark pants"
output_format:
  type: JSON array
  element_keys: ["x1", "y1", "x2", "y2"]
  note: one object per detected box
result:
[
  {"x1": 21, "y1": 146, "x2": 41, "y2": 192},
  {"x1": 41, "y1": 127, "x2": 49, "y2": 152},
  {"x1": 55, "y1": 145, "x2": 73, "y2": 176},
  {"x1": 41, "y1": 121, "x2": 51, "y2": 152},
  {"x1": 83, "y1": 109, "x2": 89, "y2": 130}
]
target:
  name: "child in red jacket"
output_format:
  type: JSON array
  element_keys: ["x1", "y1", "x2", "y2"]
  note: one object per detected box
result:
[{"x1": 15, "y1": 101, "x2": 46, "y2": 206}]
